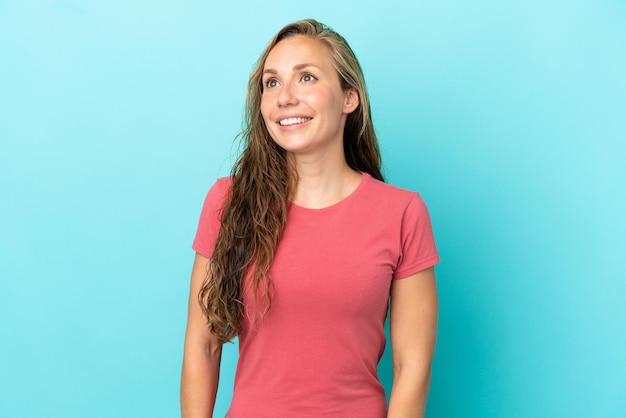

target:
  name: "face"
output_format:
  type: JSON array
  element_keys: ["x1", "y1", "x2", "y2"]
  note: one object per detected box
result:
[{"x1": 260, "y1": 35, "x2": 359, "y2": 158}]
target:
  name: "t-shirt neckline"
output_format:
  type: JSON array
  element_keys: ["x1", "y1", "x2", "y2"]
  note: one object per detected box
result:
[{"x1": 288, "y1": 172, "x2": 371, "y2": 213}]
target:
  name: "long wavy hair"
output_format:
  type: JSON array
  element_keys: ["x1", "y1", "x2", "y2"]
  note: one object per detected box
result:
[{"x1": 199, "y1": 19, "x2": 384, "y2": 344}]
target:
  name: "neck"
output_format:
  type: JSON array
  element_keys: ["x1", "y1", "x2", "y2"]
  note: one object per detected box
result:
[{"x1": 289, "y1": 152, "x2": 362, "y2": 209}]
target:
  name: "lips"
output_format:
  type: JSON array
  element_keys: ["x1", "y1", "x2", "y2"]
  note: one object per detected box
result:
[{"x1": 278, "y1": 117, "x2": 312, "y2": 126}]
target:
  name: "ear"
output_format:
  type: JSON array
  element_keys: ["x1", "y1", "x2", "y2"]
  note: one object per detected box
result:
[{"x1": 343, "y1": 88, "x2": 359, "y2": 114}]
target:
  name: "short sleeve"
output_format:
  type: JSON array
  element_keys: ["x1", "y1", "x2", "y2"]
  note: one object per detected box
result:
[
  {"x1": 393, "y1": 193, "x2": 440, "y2": 279},
  {"x1": 192, "y1": 177, "x2": 231, "y2": 258}
]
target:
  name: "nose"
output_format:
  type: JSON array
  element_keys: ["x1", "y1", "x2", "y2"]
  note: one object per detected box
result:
[{"x1": 277, "y1": 82, "x2": 299, "y2": 107}]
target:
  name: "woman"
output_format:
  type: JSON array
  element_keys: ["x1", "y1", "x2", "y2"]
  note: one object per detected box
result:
[{"x1": 181, "y1": 19, "x2": 439, "y2": 418}]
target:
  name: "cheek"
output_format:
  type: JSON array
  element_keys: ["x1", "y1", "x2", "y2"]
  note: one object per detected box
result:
[
  {"x1": 259, "y1": 98, "x2": 276, "y2": 139},
  {"x1": 314, "y1": 89, "x2": 342, "y2": 114},
  {"x1": 260, "y1": 96, "x2": 278, "y2": 130},
  {"x1": 260, "y1": 96, "x2": 270, "y2": 120}
]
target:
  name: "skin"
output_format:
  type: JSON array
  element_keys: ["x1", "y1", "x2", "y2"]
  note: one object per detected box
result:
[
  {"x1": 260, "y1": 35, "x2": 362, "y2": 208},
  {"x1": 388, "y1": 267, "x2": 438, "y2": 417},
  {"x1": 181, "y1": 34, "x2": 438, "y2": 418},
  {"x1": 181, "y1": 253, "x2": 221, "y2": 418}
]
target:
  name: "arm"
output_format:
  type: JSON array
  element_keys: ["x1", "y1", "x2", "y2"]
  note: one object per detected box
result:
[
  {"x1": 181, "y1": 253, "x2": 223, "y2": 418},
  {"x1": 387, "y1": 267, "x2": 438, "y2": 418}
]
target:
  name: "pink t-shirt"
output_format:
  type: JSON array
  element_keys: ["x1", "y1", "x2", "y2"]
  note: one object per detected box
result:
[{"x1": 193, "y1": 173, "x2": 439, "y2": 417}]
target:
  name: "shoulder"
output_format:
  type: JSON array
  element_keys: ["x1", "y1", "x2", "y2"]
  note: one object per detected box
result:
[
  {"x1": 204, "y1": 176, "x2": 232, "y2": 202},
  {"x1": 355, "y1": 174, "x2": 434, "y2": 228},
  {"x1": 213, "y1": 176, "x2": 232, "y2": 193},
  {"x1": 361, "y1": 173, "x2": 425, "y2": 208},
  {"x1": 197, "y1": 176, "x2": 232, "y2": 220},
  {"x1": 192, "y1": 177, "x2": 233, "y2": 256}
]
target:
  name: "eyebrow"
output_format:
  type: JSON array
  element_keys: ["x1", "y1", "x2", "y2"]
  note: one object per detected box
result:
[{"x1": 263, "y1": 63, "x2": 320, "y2": 75}]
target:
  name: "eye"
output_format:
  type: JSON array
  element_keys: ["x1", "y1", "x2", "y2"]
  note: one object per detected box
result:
[
  {"x1": 264, "y1": 78, "x2": 279, "y2": 89},
  {"x1": 300, "y1": 72, "x2": 317, "y2": 83}
]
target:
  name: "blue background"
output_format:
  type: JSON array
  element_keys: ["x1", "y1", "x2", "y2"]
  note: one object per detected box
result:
[{"x1": 1, "y1": 1, "x2": 624, "y2": 417}]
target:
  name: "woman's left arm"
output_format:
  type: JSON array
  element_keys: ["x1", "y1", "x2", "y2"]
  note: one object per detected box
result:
[{"x1": 387, "y1": 267, "x2": 438, "y2": 418}]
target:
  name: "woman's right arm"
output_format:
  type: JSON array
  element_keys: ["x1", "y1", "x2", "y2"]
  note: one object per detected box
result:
[{"x1": 181, "y1": 253, "x2": 223, "y2": 418}]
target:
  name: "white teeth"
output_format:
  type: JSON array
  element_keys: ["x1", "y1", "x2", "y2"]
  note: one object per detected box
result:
[{"x1": 279, "y1": 117, "x2": 311, "y2": 126}]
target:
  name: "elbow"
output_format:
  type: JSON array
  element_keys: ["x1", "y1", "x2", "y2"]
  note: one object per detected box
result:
[
  {"x1": 205, "y1": 340, "x2": 223, "y2": 357},
  {"x1": 393, "y1": 361, "x2": 432, "y2": 387}
]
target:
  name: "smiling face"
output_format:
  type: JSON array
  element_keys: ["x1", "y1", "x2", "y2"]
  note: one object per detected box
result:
[{"x1": 260, "y1": 35, "x2": 359, "y2": 159}]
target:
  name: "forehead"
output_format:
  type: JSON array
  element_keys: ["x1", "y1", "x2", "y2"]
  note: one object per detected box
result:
[{"x1": 263, "y1": 35, "x2": 333, "y2": 70}]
